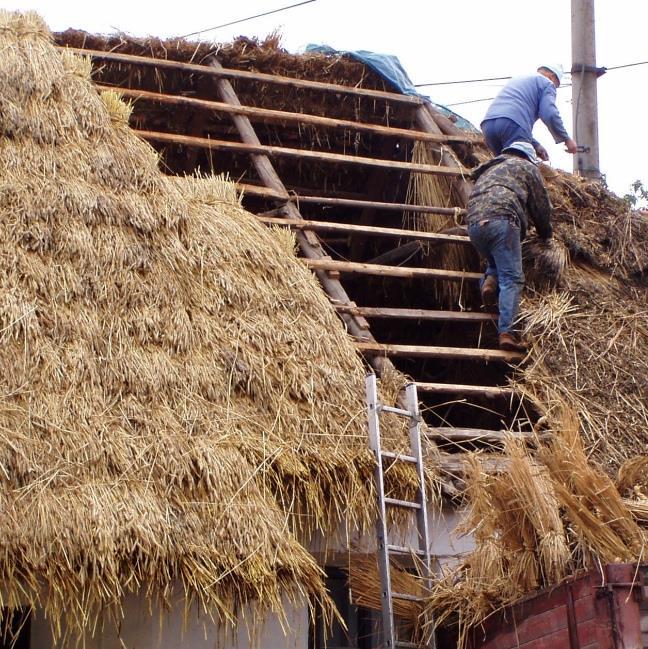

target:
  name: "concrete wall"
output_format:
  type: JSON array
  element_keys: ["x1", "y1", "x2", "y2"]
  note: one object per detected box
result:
[{"x1": 30, "y1": 593, "x2": 308, "y2": 649}]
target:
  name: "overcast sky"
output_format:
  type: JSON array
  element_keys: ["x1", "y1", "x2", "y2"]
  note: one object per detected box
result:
[{"x1": 4, "y1": 0, "x2": 645, "y2": 199}]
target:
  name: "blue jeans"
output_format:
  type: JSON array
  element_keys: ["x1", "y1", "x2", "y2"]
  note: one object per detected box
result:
[
  {"x1": 468, "y1": 218, "x2": 524, "y2": 334},
  {"x1": 481, "y1": 117, "x2": 532, "y2": 155}
]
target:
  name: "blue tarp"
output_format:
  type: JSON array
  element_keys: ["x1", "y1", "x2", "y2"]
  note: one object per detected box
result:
[{"x1": 305, "y1": 44, "x2": 479, "y2": 133}]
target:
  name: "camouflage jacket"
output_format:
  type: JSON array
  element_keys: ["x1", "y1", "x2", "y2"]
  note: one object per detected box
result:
[{"x1": 465, "y1": 154, "x2": 553, "y2": 240}]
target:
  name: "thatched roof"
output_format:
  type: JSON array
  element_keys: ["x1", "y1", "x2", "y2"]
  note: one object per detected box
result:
[
  {"x1": 518, "y1": 167, "x2": 648, "y2": 469},
  {"x1": 0, "y1": 11, "x2": 418, "y2": 640}
]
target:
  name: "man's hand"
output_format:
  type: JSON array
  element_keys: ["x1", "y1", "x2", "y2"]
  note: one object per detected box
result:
[
  {"x1": 534, "y1": 143, "x2": 549, "y2": 161},
  {"x1": 564, "y1": 138, "x2": 578, "y2": 154}
]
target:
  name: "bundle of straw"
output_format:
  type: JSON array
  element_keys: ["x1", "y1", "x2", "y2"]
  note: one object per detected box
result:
[
  {"x1": 348, "y1": 556, "x2": 425, "y2": 622},
  {"x1": 404, "y1": 142, "x2": 476, "y2": 307},
  {"x1": 522, "y1": 235, "x2": 569, "y2": 289}
]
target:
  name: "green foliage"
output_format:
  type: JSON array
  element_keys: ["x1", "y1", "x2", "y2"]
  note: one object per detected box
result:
[{"x1": 623, "y1": 179, "x2": 648, "y2": 208}]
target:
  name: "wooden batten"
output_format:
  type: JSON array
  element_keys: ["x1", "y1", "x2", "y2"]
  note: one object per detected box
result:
[
  {"x1": 95, "y1": 84, "x2": 480, "y2": 145},
  {"x1": 334, "y1": 306, "x2": 495, "y2": 322},
  {"x1": 136, "y1": 129, "x2": 469, "y2": 177},
  {"x1": 354, "y1": 341, "x2": 524, "y2": 363},
  {"x1": 257, "y1": 216, "x2": 471, "y2": 245},
  {"x1": 304, "y1": 259, "x2": 482, "y2": 282},
  {"x1": 62, "y1": 46, "x2": 425, "y2": 105},
  {"x1": 240, "y1": 186, "x2": 468, "y2": 217}
]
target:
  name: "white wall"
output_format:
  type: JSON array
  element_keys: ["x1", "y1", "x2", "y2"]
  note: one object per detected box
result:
[
  {"x1": 309, "y1": 504, "x2": 474, "y2": 569},
  {"x1": 30, "y1": 592, "x2": 308, "y2": 649}
]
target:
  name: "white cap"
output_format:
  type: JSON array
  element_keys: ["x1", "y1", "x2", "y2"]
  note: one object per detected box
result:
[
  {"x1": 539, "y1": 63, "x2": 564, "y2": 85},
  {"x1": 502, "y1": 141, "x2": 540, "y2": 165}
]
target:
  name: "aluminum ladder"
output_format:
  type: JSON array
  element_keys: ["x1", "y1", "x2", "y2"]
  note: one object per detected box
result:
[{"x1": 365, "y1": 373, "x2": 436, "y2": 649}]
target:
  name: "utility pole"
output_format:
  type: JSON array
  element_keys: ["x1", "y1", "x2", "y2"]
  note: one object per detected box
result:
[{"x1": 571, "y1": 0, "x2": 604, "y2": 179}]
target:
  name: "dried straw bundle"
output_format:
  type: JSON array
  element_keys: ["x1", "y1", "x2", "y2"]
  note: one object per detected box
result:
[
  {"x1": 424, "y1": 416, "x2": 645, "y2": 648},
  {"x1": 617, "y1": 456, "x2": 648, "y2": 498},
  {"x1": 404, "y1": 142, "x2": 476, "y2": 307},
  {"x1": 0, "y1": 11, "x2": 425, "y2": 643},
  {"x1": 522, "y1": 235, "x2": 569, "y2": 289},
  {"x1": 512, "y1": 167, "x2": 648, "y2": 470},
  {"x1": 348, "y1": 556, "x2": 425, "y2": 621}
]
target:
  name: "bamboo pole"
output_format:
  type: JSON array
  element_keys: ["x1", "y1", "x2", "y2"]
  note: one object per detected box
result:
[
  {"x1": 354, "y1": 341, "x2": 524, "y2": 363},
  {"x1": 426, "y1": 428, "x2": 535, "y2": 443},
  {"x1": 95, "y1": 84, "x2": 480, "y2": 145},
  {"x1": 304, "y1": 259, "x2": 482, "y2": 281},
  {"x1": 239, "y1": 184, "x2": 468, "y2": 217},
  {"x1": 414, "y1": 382, "x2": 513, "y2": 397},
  {"x1": 257, "y1": 216, "x2": 471, "y2": 244},
  {"x1": 334, "y1": 306, "x2": 495, "y2": 322},
  {"x1": 61, "y1": 46, "x2": 424, "y2": 105},
  {"x1": 137, "y1": 129, "x2": 468, "y2": 176}
]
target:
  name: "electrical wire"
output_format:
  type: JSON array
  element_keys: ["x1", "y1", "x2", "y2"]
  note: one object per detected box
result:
[
  {"x1": 605, "y1": 60, "x2": 648, "y2": 71},
  {"x1": 414, "y1": 58, "x2": 648, "y2": 90},
  {"x1": 415, "y1": 75, "x2": 511, "y2": 88},
  {"x1": 178, "y1": 0, "x2": 317, "y2": 39}
]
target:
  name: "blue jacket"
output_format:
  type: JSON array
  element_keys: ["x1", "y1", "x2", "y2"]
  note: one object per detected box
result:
[{"x1": 482, "y1": 74, "x2": 570, "y2": 144}]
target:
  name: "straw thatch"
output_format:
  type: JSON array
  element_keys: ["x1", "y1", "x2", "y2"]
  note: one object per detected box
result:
[
  {"x1": 0, "y1": 11, "x2": 425, "y2": 643},
  {"x1": 516, "y1": 168, "x2": 648, "y2": 470},
  {"x1": 421, "y1": 165, "x2": 648, "y2": 645},
  {"x1": 424, "y1": 416, "x2": 647, "y2": 648}
]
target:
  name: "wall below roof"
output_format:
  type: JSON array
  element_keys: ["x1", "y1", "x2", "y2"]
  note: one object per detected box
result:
[
  {"x1": 30, "y1": 592, "x2": 308, "y2": 649},
  {"x1": 309, "y1": 505, "x2": 475, "y2": 571},
  {"x1": 29, "y1": 509, "x2": 473, "y2": 648}
]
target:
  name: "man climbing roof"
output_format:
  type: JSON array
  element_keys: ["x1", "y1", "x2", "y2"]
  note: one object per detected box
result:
[
  {"x1": 465, "y1": 141, "x2": 553, "y2": 353},
  {"x1": 481, "y1": 64, "x2": 578, "y2": 162}
]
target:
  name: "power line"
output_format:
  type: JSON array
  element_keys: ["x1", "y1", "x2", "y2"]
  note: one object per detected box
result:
[
  {"x1": 415, "y1": 75, "x2": 511, "y2": 88},
  {"x1": 605, "y1": 60, "x2": 648, "y2": 71},
  {"x1": 178, "y1": 0, "x2": 317, "y2": 39},
  {"x1": 445, "y1": 97, "x2": 495, "y2": 107},
  {"x1": 415, "y1": 59, "x2": 648, "y2": 89}
]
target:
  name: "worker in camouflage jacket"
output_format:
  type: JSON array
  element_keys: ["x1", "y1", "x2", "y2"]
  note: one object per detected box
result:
[{"x1": 465, "y1": 141, "x2": 553, "y2": 352}]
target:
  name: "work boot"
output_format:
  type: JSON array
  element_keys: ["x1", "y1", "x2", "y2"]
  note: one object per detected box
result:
[
  {"x1": 480, "y1": 275, "x2": 498, "y2": 309},
  {"x1": 498, "y1": 332, "x2": 528, "y2": 353}
]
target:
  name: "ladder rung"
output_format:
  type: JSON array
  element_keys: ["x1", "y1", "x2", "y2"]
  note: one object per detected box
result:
[
  {"x1": 385, "y1": 497, "x2": 421, "y2": 510},
  {"x1": 395, "y1": 641, "x2": 419, "y2": 648},
  {"x1": 387, "y1": 544, "x2": 426, "y2": 557},
  {"x1": 392, "y1": 591, "x2": 425, "y2": 602},
  {"x1": 381, "y1": 450, "x2": 417, "y2": 463},
  {"x1": 378, "y1": 404, "x2": 414, "y2": 417}
]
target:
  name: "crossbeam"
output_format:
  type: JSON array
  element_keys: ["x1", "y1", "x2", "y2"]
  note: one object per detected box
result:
[
  {"x1": 61, "y1": 46, "x2": 425, "y2": 105},
  {"x1": 137, "y1": 129, "x2": 469, "y2": 176},
  {"x1": 95, "y1": 84, "x2": 480, "y2": 145},
  {"x1": 258, "y1": 216, "x2": 471, "y2": 244},
  {"x1": 355, "y1": 341, "x2": 524, "y2": 363},
  {"x1": 304, "y1": 258, "x2": 482, "y2": 281}
]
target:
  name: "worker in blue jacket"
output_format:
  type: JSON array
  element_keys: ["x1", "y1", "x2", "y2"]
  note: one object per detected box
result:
[{"x1": 481, "y1": 64, "x2": 577, "y2": 162}]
